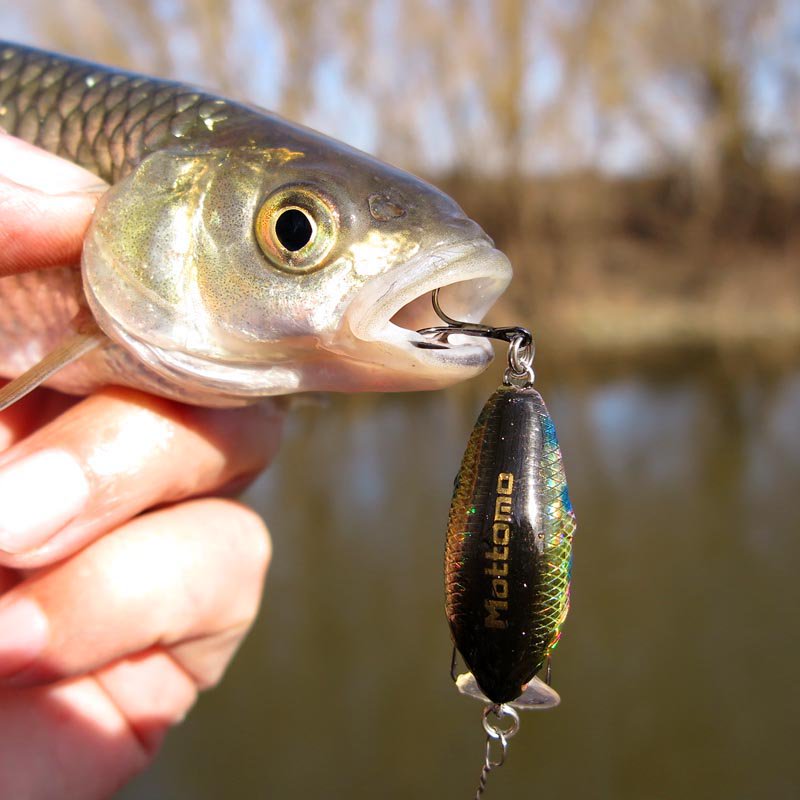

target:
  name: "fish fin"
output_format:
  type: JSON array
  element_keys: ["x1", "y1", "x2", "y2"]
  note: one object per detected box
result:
[{"x1": 0, "y1": 326, "x2": 108, "y2": 412}]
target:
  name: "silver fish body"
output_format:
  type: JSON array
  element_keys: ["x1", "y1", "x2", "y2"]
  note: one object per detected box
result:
[{"x1": 0, "y1": 42, "x2": 511, "y2": 405}]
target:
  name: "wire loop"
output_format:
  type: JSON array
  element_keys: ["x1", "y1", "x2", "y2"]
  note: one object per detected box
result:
[
  {"x1": 482, "y1": 703, "x2": 521, "y2": 740},
  {"x1": 503, "y1": 333, "x2": 535, "y2": 387},
  {"x1": 474, "y1": 705, "x2": 521, "y2": 798}
]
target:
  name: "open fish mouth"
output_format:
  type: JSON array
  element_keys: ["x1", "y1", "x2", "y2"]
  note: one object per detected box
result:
[{"x1": 344, "y1": 240, "x2": 513, "y2": 374}]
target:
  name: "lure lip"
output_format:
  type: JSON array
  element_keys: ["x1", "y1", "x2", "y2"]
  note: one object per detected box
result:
[
  {"x1": 344, "y1": 239, "x2": 512, "y2": 371},
  {"x1": 454, "y1": 671, "x2": 561, "y2": 710}
]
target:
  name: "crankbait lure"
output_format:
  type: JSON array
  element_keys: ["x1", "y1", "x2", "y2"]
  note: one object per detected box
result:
[{"x1": 417, "y1": 291, "x2": 576, "y2": 798}]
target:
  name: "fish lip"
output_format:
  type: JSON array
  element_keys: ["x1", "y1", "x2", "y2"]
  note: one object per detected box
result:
[{"x1": 344, "y1": 239, "x2": 513, "y2": 368}]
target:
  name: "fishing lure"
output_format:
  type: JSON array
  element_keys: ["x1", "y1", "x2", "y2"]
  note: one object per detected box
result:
[{"x1": 417, "y1": 291, "x2": 576, "y2": 798}]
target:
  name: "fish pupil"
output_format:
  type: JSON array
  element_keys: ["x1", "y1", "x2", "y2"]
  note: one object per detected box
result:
[{"x1": 275, "y1": 208, "x2": 313, "y2": 251}]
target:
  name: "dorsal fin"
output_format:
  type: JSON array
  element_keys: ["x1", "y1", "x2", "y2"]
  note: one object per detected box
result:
[{"x1": 0, "y1": 325, "x2": 108, "y2": 412}]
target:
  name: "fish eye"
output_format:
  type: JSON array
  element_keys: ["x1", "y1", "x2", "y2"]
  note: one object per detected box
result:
[
  {"x1": 255, "y1": 185, "x2": 338, "y2": 273},
  {"x1": 275, "y1": 208, "x2": 314, "y2": 251}
]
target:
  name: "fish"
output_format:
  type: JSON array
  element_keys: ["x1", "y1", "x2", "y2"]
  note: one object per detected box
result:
[
  {"x1": 0, "y1": 41, "x2": 511, "y2": 408},
  {"x1": 444, "y1": 384, "x2": 575, "y2": 704}
]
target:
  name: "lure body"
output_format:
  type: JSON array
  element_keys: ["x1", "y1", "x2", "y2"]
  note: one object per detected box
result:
[{"x1": 445, "y1": 384, "x2": 575, "y2": 704}]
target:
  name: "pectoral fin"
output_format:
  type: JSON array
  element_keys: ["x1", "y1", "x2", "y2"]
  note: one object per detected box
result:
[{"x1": 0, "y1": 327, "x2": 107, "y2": 412}]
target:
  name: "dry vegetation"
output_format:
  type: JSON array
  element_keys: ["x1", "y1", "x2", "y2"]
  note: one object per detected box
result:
[
  {"x1": 8, "y1": 0, "x2": 800, "y2": 364},
  {"x1": 440, "y1": 170, "x2": 800, "y2": 365}
]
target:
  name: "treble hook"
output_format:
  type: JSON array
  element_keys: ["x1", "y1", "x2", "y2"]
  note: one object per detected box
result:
[{"x1": 414, "y1": 288, "x2": 532, "y2": 349}]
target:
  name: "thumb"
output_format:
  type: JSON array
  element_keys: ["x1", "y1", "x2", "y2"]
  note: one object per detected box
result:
[{"x1": 0, "y1": 132, "x2": 107, "y2": 276}]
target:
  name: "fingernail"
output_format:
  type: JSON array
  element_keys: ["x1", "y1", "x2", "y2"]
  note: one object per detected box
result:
[
  {"x1": 0, "y1": 596, "x2": 48, "y2": 678},
  {"x1": 0, "y1": 449, "x2": 89, "y2": 553}
]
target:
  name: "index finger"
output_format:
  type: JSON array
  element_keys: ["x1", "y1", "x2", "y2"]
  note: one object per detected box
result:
[{"x1": 0, "y1": 388, "x2": 284, "y2": 568}]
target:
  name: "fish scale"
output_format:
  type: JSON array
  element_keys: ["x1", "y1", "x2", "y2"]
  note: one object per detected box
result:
[{"x1": 0, "y1": 42, "x2": 240, "y2": 182}]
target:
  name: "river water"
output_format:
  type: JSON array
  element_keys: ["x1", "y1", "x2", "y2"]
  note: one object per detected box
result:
[{"x1": 120, "y1": 362, "x2": 799, "y2": 799}]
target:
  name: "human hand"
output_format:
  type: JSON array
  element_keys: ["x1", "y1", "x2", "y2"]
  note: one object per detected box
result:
[{"x1": 0, "y1": 134, "x2": 285, "y2": 799}]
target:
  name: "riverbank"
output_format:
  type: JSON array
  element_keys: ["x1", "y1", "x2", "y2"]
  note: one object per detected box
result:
[{"x1": 436, "y1": 171, "x2": 800, "y2": 371}]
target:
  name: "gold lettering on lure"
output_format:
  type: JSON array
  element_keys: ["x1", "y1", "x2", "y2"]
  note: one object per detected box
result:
[
  {"x1": 484, "y1": 472, "x2": 514, "y2": 629},
  {"x1": 484, "y1": 599, "x2": 508, "y2": 628}
]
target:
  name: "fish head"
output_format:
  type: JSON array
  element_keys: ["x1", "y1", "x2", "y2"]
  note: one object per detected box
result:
[{"x1": 82, "y1": 123, "x2": 512, "y2": 400}]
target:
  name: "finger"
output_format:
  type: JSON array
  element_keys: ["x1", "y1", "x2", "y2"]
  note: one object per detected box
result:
[
  {"x1": 0, "y1": 676, "x2": 152, "y2": 800},
  {"x1": 0, "y1": 133, "x2": 105, "y2": 276},
  {"x1": 0, "y1": 132, "x2": 106, "y2": 193},
  {"x1": 0, "y1": 567, "x2": 17, "y2": 595},
  {"x1": 0, "y1": 388, "x2": 284, "y2": 565},
  {"x1": 0, "y1": 498, "x2": 271, "y2": 688},
  {"x1": 94, "y1": 648, "x2": 198, "y2": 754},
  {"x1": 0, "y1": 383, "x2": 78, "y2": 452},
  {"x1": 0, "y1": 649, "x2": 199, "y2": 798},
  {"x1": 0, "y1": 177, "x2": 100, "y2": 274}
]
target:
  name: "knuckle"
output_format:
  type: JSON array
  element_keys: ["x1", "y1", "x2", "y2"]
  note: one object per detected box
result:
[{"x1": 228, "y1": 501, "x2": 272, "y2": 574}]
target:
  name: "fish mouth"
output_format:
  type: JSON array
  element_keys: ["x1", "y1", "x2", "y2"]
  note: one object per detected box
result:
[{"x1": 343, "y1": 240, "x2": 513, "y2": 380}]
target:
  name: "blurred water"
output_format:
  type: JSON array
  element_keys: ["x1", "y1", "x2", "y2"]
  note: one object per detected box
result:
[{"x1": 120, "y1": 365, "x2": 800, "y2": 800}]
